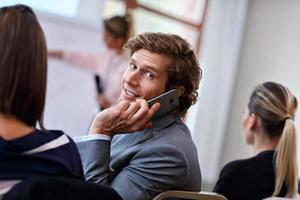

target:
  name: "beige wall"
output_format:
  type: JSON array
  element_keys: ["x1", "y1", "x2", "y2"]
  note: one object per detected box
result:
[
  {"x1": 220, "y1": 0, "x2": 300, "y2": 170},
  {"x1": 38, "y1": 12, "x2": 103, "y2": 137}
]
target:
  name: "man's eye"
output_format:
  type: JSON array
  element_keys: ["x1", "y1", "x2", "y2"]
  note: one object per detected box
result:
[
  {"x1": 129, "y1": 64, "x2": 137, "y2": 70},
  {"x1": 145, "y1": 72, "x2": 155, "y2": 79}
]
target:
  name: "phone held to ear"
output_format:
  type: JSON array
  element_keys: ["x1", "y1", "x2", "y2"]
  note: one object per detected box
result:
[{"x1": 147, "y1": 89, "x2": 179, "y2": 120}]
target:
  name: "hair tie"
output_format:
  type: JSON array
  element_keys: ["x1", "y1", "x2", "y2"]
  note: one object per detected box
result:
[{"x1": 285, "y1": 115, "x2": 293, "y2": 121}]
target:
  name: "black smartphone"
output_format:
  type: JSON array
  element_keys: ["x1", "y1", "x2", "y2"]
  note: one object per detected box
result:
[{"x1": 147, "y1": 89, "x2": 179, "y2": 120}]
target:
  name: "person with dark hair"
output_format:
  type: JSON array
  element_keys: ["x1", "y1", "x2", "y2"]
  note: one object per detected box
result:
[
  {"x1": 213, "y1": 82, "x2": 299, "y2": 200},
  {"x1": 0, "y1": 4, "x2": 84, "y2": 195},
  {"x1": 49, "y1": 15, "x2": 133, "y2": 109},
  {"x1": 75, "y1": 32, "x2": 202, "y2": 200}
]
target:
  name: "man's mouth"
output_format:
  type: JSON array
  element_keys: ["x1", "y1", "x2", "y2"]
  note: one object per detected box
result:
[{"x1": 124, "y1": 88, "x2": 141, "y2": 98}]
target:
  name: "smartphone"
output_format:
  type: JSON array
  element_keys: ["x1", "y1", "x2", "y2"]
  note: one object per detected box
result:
[{"x1": 147, "y1": 89, "x2": 179, "y2": 120}]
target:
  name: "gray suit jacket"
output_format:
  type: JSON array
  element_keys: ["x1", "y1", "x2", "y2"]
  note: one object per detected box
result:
[{"x1": 76, "y1": 114, "x2": 202, "y2": 200}]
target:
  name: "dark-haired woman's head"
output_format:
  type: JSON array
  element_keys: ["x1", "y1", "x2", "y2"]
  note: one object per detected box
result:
[
  {"x1": 0, "y1": 4, "x2": 47, "y2": 128},
  {"x1": 103, "y1": 15, "x2": 132, "y2": 52}
]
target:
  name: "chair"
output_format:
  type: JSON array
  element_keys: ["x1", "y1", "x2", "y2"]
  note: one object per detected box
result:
[
  {"x1": 153, "y1": 190, "x2": 227, "y2": 200},
  {"x1": 263, "y1": 197, "x2": 300, "y2": 200}
]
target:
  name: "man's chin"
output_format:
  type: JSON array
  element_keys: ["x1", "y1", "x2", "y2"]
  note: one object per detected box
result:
[{"x1": 118, "y1": 95, "x2": 137, "y2": 102}]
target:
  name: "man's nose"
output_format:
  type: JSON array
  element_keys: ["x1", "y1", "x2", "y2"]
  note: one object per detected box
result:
[{"x1": 125, "y1": 71, "x2": 139, "y2": 86}]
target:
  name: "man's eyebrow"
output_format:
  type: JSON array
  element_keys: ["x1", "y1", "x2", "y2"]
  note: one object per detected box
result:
[
  {"x1": 144, "y1": 65, "x2": 159, "y2": 73},
  {"x1": 130, "y1": 58, "x2": 159, "y2": 72}
]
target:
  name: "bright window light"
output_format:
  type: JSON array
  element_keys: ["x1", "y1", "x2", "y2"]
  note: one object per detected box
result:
[{"x1": 0, "y1": 0, "x2": 80, "y2": 17}]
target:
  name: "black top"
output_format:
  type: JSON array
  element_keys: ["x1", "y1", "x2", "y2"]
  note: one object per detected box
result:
[
  {"x1": 0, "y1": 129, "x2": 83, "y2": 180},
  {"x1": 213, "y1": 150, "x2": 290, "y2": 200}
]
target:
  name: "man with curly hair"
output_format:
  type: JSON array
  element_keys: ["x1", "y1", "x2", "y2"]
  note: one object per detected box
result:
[{"x1": 76, "y1": 32, "x2": 202, "y2": 200}]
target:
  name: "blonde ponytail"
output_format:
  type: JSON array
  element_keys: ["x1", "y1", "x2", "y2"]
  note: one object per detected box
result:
[{"x1": 273, "y1": 118, "x2": 298, "y2": 197}]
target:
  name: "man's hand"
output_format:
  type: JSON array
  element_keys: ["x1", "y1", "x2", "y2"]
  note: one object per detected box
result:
[{"x1": 89, "y1": 99, "x2": 160, "y2": 136}]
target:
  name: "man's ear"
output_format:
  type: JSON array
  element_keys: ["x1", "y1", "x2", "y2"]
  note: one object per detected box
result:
[
  {"x1": 176, "y1": 86, "x2": 185, "y2": 97},
  {"x1": 248, "y1": 113, "x2": 257, "y2": 131}
]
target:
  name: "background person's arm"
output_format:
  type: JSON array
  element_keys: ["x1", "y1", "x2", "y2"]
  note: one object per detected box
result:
[{"x1": 48, "y1": 50, "x2": 101, "y2": 71}]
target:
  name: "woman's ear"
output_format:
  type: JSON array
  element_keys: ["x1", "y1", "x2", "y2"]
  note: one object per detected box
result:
[
  {"x1": 248, "y1": 113, "x2": 257, "y2": 131},
  {"x1": 176, "y1": 86, "x2": 185, "y2": 97}
]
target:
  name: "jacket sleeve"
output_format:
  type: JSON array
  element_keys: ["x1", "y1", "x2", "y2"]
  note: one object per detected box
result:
[{"x1": 76, "y1": 139, "x2": 111, "y2": 185}]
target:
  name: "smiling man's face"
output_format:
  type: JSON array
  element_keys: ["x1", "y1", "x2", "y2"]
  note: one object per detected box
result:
[{"x1": 120, "y1": 49, "x2": 169, "y2": 102}]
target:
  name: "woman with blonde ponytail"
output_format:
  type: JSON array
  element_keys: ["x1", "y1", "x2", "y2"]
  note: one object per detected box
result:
[{"x1": 213, "y1": 82, "x2": 299, "y2": 200}]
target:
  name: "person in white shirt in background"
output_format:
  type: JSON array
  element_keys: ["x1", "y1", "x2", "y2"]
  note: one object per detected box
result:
[{"x1": 49, "y1": 15, "x2": 133, "y2": 110}]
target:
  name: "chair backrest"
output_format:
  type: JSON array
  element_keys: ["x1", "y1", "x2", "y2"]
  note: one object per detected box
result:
[
  {"x1": 3, "y1": 176, "x2": 122, "y2": 200},
  {"x1": 153, "y1": 190, "x2": 227, "y2": 200},
  {"x1": 263, "y1": 196, "x2": 300, "y2": 200}
]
